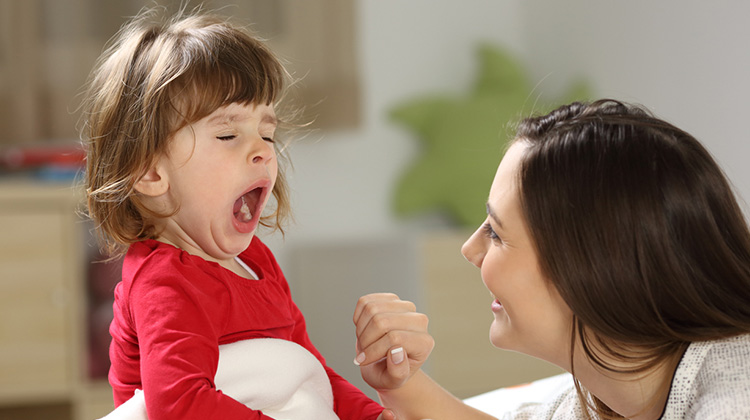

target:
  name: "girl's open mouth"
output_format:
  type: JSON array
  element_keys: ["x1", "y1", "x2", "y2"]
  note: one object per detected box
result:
[{"x1": 233, "y1": 187, "x2": 263, "y2": 225}]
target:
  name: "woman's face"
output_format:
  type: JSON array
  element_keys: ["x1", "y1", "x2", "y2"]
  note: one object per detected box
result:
[{"x1": 461, "y1": 141, "x2": 574, "y2": 366}]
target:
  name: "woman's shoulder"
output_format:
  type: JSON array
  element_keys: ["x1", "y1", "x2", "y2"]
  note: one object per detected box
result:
[
  {"x1": 699, "y1": 333, "x2": 750, "y2": 370},
  {"x1": 684, "y1": 333, "x2": 750, "y2": 418}
]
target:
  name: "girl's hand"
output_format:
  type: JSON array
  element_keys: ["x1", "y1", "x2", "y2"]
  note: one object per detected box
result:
[
  {"x1": 353, "y1": 293, "x2": 434, "y2": 391},
  {"x1": 377, "y1": 408, "x2": 397, "y2": 420}
]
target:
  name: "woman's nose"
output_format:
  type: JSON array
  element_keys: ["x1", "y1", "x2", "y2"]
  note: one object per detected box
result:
[{"x1": 461, "y1": 227, "x2": 486, "y2": 268}]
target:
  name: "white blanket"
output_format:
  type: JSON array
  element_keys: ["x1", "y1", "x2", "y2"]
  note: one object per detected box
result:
[
  {"x1": 463, "y1": 373, "x2": 574, "y2": 417},
  {"x1": 99, "y1": 338, "x2": 338, "y2": 420}
]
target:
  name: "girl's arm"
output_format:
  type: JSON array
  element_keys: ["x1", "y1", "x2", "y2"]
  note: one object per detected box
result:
[{"x1": 353, "y1": 293, "x2": 496, "y2": 420}]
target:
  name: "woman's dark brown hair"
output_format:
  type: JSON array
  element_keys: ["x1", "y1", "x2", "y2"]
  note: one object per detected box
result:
[{"x1": 515, "y1": 99, "x2": 750, "y2": 417}]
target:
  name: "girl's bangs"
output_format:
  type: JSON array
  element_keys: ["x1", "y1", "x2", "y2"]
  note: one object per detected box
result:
[{"x1": 166, "y1": 37, "x2": 285, "y2": 130}]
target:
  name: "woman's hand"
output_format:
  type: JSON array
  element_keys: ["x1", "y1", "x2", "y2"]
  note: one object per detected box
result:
[{"x1": 353, "y1": 293, "x2": 434, "y2": 392}]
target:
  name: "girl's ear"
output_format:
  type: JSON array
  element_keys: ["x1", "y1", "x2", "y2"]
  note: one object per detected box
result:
[{"x1": 134, "y1": 164, "x2": 169, "y2": 197}]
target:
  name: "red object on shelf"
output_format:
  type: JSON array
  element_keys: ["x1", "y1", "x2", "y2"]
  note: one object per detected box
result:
[{"x1": 0, "y1": 144, "x2": 85, "y2": 170}]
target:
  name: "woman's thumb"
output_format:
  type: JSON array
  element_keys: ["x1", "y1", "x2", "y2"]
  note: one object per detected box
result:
[{"x1": 386, "y1": 347, "x2": 409, "y2": 384}]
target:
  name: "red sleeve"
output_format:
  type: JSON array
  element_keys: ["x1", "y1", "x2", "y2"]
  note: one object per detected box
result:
[
  {"x1": 128, "y1": 252, "x2": 276, "y2": 420},
  {"x1": 257, "y1": 244, "x2": 384, "y2": 420}
]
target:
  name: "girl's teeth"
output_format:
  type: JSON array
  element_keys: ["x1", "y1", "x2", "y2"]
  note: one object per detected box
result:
[{"x1": 239, "y1": 196, "x2": 253, "y2": 222}]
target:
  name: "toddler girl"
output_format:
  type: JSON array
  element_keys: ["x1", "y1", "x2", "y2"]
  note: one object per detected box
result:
[{"x1": 81, "y1": 8, "x2": 387, "y2": 420}]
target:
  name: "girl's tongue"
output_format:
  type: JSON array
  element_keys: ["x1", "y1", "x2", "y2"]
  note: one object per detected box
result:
[
  {"x1": 235, "y1": 196, "x2": 252, "y2": 222},
  {"x1": 233, "y1": 189, "x2": 261, "y2": 223}
]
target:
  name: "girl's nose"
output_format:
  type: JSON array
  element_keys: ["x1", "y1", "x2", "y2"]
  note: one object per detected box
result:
[
  {"x1": 461, "y1": 226, "x2": 486, "y2": 268},
  {"x1": 249, "y1": 138, "x2": 274, "y2": 164}
]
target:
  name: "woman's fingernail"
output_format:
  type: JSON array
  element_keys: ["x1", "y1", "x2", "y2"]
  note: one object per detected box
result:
[
  {"x1": 390, "y1": 347, "x2": 405, "y2": 364},
  {"x1": 354, "y1": 352, "x2": 366, "y2": 365}
]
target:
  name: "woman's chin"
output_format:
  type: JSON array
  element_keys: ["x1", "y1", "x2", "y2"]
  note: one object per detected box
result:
[{"x1": 489, "y1": 322, "x2": 510, "y2": 349}]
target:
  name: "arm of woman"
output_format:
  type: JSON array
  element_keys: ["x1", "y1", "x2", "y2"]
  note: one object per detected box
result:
[
  {"x1": 379, "y1": 370, "x2": 497, "y2": 420},
  {"x1": 353, "y1": 293, "x2": 497, "y2": 420}
]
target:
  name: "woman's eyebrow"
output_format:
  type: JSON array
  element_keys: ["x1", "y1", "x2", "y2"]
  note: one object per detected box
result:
[{"x1": 486, "y1": 202, "x2": 503, "y2": 229}]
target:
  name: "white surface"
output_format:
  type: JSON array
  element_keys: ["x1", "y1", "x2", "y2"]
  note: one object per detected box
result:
[{"x1": 464, "y1": 374, "x2": 574, "y2": 417}]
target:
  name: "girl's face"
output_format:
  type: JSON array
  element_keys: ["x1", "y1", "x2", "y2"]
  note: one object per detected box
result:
[
  {"x1": 461, "y1": 141, "x2": 574, "y2": 367},
  {"x1": 152, "y1": 102, "x2": 278, "y2": 263}
]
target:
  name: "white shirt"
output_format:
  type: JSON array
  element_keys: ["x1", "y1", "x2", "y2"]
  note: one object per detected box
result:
[{"x1": 467, "y1": 334, "x2": 750, "y2": 419}]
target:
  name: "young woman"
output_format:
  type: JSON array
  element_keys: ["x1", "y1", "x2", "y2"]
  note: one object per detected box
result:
[{"x1": 354, "y1": 99, "x2": 750, "y2": 419}]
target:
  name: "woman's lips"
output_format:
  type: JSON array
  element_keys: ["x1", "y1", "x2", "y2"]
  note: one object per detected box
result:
[{"x1": 491, "y1": 298, "x2": 503, "y2": 312}]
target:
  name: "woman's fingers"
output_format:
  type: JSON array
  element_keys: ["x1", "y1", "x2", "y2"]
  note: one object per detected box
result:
[
  {"x1": 355, "y1": 329, "x2": 434, "y2": 368},
  {"x1": 353, "y1": 293, "x2": 434, "y2": 391},
  {"x1": 354, "y1": 293, "x2": 415, "y2": 333},
  {"x1": 384, "y1": 346, "x2": 410, "y2": 386},
  {"x1": 355, "y1": 311, "x2": 429, "y2": 358}
]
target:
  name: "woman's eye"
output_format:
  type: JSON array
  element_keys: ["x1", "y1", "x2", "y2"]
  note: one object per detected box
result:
[
  {"x1": 482, "y1": 222, "x2": 502, "y2": 243},
  {"x1": 217, "y1": 134, "x2": 236, "y2": 141}
]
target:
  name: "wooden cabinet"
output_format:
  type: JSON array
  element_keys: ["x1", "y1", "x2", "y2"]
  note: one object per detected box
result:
[{"x1": 0, "y1": 181, "x2": 113, "y2": 420}]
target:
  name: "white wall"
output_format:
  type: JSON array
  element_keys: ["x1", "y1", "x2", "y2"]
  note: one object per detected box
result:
[
  {"x1": 263, "y1": 0, "x2": 750, "y2": 400},
  {"x1": 270, "y1": 0, "x2": 750, "y2": 253},
  {"x1": 521, "y1": 0, "x2": 750, "y2": 199},
  {"x1": 270, "y1": 0, "x2": 525, "y2": 249}
]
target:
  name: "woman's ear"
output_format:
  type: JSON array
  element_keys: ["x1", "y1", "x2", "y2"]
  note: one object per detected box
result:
[{"x1": 134, "y1": 164, "x2": 169, "y2": 197}]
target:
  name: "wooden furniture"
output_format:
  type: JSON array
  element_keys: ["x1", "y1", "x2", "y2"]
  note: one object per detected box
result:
[{"x1": 0, "y1": 181, "x2": 114, "y2": 420}]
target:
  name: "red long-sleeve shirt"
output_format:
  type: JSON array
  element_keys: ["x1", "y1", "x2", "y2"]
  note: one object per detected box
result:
[{"x1": 108, "y1": 237, "x2": 383, "y2": 419}]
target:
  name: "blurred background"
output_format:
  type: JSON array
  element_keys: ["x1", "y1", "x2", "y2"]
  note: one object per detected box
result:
[{"x1": 1, "y1": 0, "x2": 749, "y2": 419}]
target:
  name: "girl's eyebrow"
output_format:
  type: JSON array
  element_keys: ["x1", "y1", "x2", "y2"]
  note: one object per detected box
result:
[
  {"x1": 206, "y1": 111, "x2": 237, "y2": 126},
  {"x1": 206, "y1": 111, "x2": 278, "y2": 128},
  {"x1": 486, "y1": 202, "x2": 503, "y2": 230},
  {"x1": 260, "y1": 113, "x2": 278, "y2": 127}
]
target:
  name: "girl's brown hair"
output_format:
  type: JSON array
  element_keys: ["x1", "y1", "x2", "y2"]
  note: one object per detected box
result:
[
  {"x1": 515, "y1": 99, "x2": 750, "y2": 418},
  {"x1": 80, "y1": 8, "x2": 293, "y2": 257}
]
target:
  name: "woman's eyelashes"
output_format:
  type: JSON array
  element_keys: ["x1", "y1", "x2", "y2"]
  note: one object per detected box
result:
[{"x1": 482, "y1": 222, "x2": 502, "y2": 243}]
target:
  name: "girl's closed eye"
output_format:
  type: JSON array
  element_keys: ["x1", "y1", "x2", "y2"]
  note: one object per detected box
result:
[
  {"x1": 262, "y1": 137, "x2": 274, "y2": 143},
  {"x1": 217, "y1": 134, "x2": 237, "y2": 141}
]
